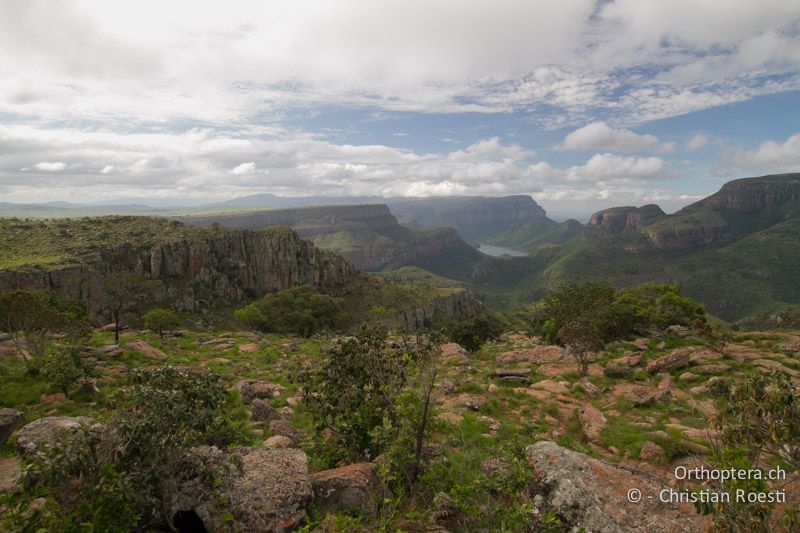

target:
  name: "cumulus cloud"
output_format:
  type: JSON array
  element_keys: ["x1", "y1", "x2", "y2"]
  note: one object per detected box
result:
[
  {"x1": 32, "y1": 161, "x2": 66, "y2": 171},
  {"x1": 229, "y1": 162, "x2": 256, "y2": 175},
  {"x1": 0, "y1": 124, "x2": 675, "y2": 204},
  {"x1": 728, "y1": 133, "x2": 800, "y2": 172},
  {"x1": 558, "y1": 121, "x2": 673, "y2": 153},
  {"x1": 685, "y1": 133, "x2": 709, "y2": 151}
]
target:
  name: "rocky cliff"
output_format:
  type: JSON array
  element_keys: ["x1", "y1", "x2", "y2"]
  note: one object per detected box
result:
[
  {"x1": 642, "y1": 174, "x2": 800, "y2": 250},
  {"x1": 385, "y1": 289, "x2": 483, "y2": 332},
  {"x1": 0, "y1": 222, "x2": 357, "y2": 317},
  {"x1": 588, "y1": 204, "x2": 665, "y2": 232},
  {"x1": 177, "y1": 205, "x2": 484, "y2": 274}
]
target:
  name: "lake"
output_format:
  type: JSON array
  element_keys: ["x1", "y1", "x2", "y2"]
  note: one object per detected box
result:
[{"x1": 477, "y1": 243, "x2": 528, "y2": 257}]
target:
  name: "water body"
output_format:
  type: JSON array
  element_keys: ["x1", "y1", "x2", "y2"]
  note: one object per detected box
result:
[{"x1": 477, "y1": 243, "x2": 528, "y2": 257}]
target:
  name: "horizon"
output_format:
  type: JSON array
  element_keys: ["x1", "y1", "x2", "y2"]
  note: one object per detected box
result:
[{"x1": 2, "y1": 1, "x2": 800, "y2": 216}]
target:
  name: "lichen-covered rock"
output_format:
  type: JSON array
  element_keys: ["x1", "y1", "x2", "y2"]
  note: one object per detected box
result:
[
  {"x1": 14, "y1": 416, "x2": 91, "y2": 458},
  {"x1": 526, "y1": 441, "x2": 708, "y2": 532},
  {"x1": 639, "y1": 441, "x2": 666, "y2": 463},
  {"x1": 577, "y1": 404, "x2": 607, "y2": 443},
  {"x1": 646, "y1": 348, "x2": 691, "y2": 374},
  {"x1": 310, "y1": 463, "x2": 381, "y2": 516},
  {"x1": 0, "y1": 408, "x2": 24, "y2": 445},
  {"x1": 226, "y1": 448, "x2": 313, "y2": 533},
  {"x1": 0, "y1": 457, "x2": 21, "y2": 493}
]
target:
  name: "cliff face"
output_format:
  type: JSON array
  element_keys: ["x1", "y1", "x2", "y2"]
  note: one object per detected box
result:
[
  {"x1": 588, "y1": 204, "x2": 665, "y2": 232},
  {"x1": 699, "y1": 174, "x2": 800, "y2": 212},
  {"x1": 387, "y1": 195, "x2": 554, "y2": 241},
  {"x1": 0, "y1": 228, "x2": 357, "y2": 317},
  {"x1": 642, "y1": 174, "x2": 800, "y2": 250},
  {"x1": 178, "y1": 205, "x2": 483, "y2": 274},
  {"x1": 385, "y1": 290, "x2": 483, "y2": 332}
]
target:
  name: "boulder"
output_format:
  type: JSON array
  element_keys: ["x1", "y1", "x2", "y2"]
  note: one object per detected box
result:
[
  {"x1": 646, "y1": 349, "x2": 691, "y2": 374},
  {"x1": 692, "y1": 363, "x2": 731, "y2": 374},
  {"x1": 236, "y1": 379, "x2": 286, "y2": 403},
  {"x1": 310, "y1": 463, "x2": 381, "y2": 516},
  {"x1": 440, "y1": 343, "x2": 469, "y2": 363},
  {"x1": 496, "y1": 345, "x2": 566, "y2": 365},
  {"x1": 603, "y1": 354, "x2": 642, "y2": 377},
  {"x1": 14, "y1": 416, "x2": 91, "y2": 458},
  {"x1": 264, "y1": 435, "x2": 295, "y2": 449},
  {"x1": 239, "y1": 343, "x2": 260, "y2": 353},
  {"x1": 226, "y1": 448, "x2": 313, "y2": 533},
  {"x1": 577, "y1": 377, "x2": 600, "y2": 394},
  {"x1": 126, "y1": 340, "x2": 166, "y2": 360},
  {"x1": 531, "y1": 379, "x2": 569, "y2": 395},
  {"x1": 526, "y1": 441, "x2": 708, "y2": 532},
  {"x1": 269, "y1": 419, "x2": 306, "y2": 446},
  {"x1": 251, "y1": 399, "x2": 282, "y2": 423},
  {"x1": 577, "y1": 404, "x2": 607, "y2": 443},
  {"x1": 639, "y1": 441, "x2": 667, "y2": 463},
  {"x1": 752, "y1": 358, "x2": 800, "y2": 377},
  {"x1": 0, "y1": 408, "x2": 24, "y2": 445}
]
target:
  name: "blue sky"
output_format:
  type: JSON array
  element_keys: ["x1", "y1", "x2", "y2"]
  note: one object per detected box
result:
[{"x1": 1, "y1": 0, "x2": 800, "y2": 219}]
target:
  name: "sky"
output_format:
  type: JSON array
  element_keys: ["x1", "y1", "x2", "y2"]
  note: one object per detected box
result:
[{"x1": 1, "y1": 0, "x2": 800, "y2": 219}]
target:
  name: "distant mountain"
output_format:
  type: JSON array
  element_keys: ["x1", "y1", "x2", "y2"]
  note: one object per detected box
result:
[
  {"x1": 175, "y1": 204, "x2": 485, "y2": 277},
  {"x1": 207, "y1": 194, "x2": 557, "y2": 242},
  {"x1": 472, "y1": 173, "x2": 800, "y2": 320}
]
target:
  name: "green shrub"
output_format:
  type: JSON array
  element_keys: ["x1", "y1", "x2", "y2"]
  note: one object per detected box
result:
[
  {"x1": 13, "y1": 367, "x2": 245, "y2": 531},
  {"x1": 235, "y1": 285, "x2": 347, "y2": 337},
  {"x1": 444, "y1": 313, "x2": 505, "y2": 352},
  {"x1": 143, "y1": 307, "x2": 180, "y2": 338},
  {"x1": 38, "y1": 347, "x2": 97, "y2": 396}
]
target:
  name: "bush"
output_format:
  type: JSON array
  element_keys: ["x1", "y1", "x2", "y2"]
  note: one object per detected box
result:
[
  {"x1": 38, "y1": 347, "x2": 97, "y2": 396},
  {"x1": 300, "y1": 325, "x2": 441, "y2": 474},
  {"x1": 13, "y1": 367, "x2": 245, "y2": 531},
  {"x1": 143, "y1": 307, "x2": 180, "y2": 338},
  {"x1": 534, "y1": 282, "x2": 706, "y2": 344},
  {"x1": 235, "y1": 285, "x2": 348, "y2": 336},
  {"x1": 445, "y1": 313, "x2": 505, "y2": 352}
]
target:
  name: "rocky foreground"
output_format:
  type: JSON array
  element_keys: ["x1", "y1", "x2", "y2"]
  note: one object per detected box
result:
[{"x1": 1, "y1": 327, "x2": 799, "y2": 531}]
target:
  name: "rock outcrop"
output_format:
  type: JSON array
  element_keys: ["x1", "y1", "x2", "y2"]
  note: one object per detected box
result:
[
  {"x1": 14, "y1": 416, "x2": 92, "y2": 458},
  {"x1": 588, "y1": 204, "x2": 665, "y2": 232},
  {"x1": 385, "y1": 290, "x2": 483, "y2": 332},
  {"x1": 0, "y1": 224, "x2": 357, "y2": 317},
  {"x1": 310, "y1": 463, "x2": 382, "y2": 516},
  {"x1": 526, "y1": 441, "x2": 708, "y2": 532}
]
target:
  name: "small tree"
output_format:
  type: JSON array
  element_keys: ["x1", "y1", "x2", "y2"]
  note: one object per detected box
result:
[
  {"x1": 0, "y1": 289, "x2": 88, "y2": 359},
  {"x1": 557, "y1": 318, "x2": 603, "y2": 377},
  {"x1": 102, "y1": 273, "x2": 155, "y2": 342},
  {"x1": 143, "y1": 308, "x2": 180, "y2": 338}
]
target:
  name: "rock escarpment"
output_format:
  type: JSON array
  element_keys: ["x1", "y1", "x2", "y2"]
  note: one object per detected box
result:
[
  {"x1": 178, "y1": 205, "x2": 483, "y2": 272},
  {"x1": 642, "y1": 174, "x2": 800, "y2": 250},
  {"x1": 0, "y1": 224, "x2": 357, "y2": 317},
  {"x1": 385, "y1": 290, "x2": 483, "y2": 332},
  {"x1": 588, "y1": 204, "x2": 665, "y2": 232}
]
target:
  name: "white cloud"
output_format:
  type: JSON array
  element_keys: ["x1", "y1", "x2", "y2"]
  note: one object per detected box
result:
[
  {"x1": 229, "y1": 162, "x2": 256, "y2": 175},
  {"x1": 685, "y1": 133, "x2": 709, "y2": 151},
  {"x1": 562, "y1": 153, "x2": 668, "y2": 182},
  {"x1": 558, "y1": 121, "x2": 673, "y2": 153},
  {"x1": 32, "y1": 161, "x2": 66, "y2": 171},
  {"x1": 729, "y1": 133, "x2": 800, "y2": 172}
]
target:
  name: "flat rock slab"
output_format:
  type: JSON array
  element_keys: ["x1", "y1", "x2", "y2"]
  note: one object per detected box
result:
[
  {"x1": 577, "y1": 404, "x2": 607, "y2": 443},
  {"x1": 126, "y1": 340, "x2": 166, "y2": 360},
  {"x1": 526, "y1": 440, "x2": 709, "y2": 532}
]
